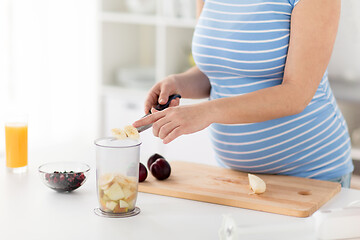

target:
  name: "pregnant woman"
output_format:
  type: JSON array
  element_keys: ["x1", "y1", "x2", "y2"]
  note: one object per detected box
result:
[{"x1": 133, "y1": 0, "x2": 353, "y2": 187}]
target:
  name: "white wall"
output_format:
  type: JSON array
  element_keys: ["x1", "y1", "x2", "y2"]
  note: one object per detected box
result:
[
  {"x1": 0, "y1": 0, "x2": 98, "y2": 153},
  {"x1": 0, "y1": 0, "x2": 11, "y2": 156},
  {"x1": 328, "y1": 0, "x2": 360, "y2": 82}
]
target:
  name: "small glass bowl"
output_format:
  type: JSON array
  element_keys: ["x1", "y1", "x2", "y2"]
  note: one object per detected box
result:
[{"x1": 38, "y1": 162, "x2": 91, "y2": 192}]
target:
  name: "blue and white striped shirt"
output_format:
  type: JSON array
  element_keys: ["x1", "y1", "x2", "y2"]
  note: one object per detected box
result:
[{"x1": 192, "y1": 0, "x2": 353, "y2": 180}]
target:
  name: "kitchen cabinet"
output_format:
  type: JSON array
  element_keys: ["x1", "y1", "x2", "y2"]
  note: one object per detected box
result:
[
  {"x1": 329, "y1": 79, "x2": 360, "y2": 162},
  {"x1": 98, "y1": 0, "x2": 212, "y2": 161},
  {"x1": 328, "y1": 0, "x2": 360, "y2": 82},
  {"x1": 327, "y1": 0, "x2": 360, "y2": 162}
]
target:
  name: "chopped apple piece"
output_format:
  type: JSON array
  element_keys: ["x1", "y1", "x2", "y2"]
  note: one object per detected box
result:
[
  {"x1": 124, "y1": 188, "x2": 137, "y2": 203},
  {"x1": 115, "y1": 175, "x2": 127, "y2": 187},
  {"x1": 105, "y1": 201, "x2": 117, "y2": 211},
  {"x1": 99, "y1": 173, "x2": 114, "y2": 187},
  {"x1": 126, "y1": 176, "x2": 137, "y2": 183},
  {"x1": 126, "y1": 178, "x2": 137, "y2": 190},
  {"x1": 113, "y1": 205, "x2": 128, "y2": 213},
  {"x1": 98, "y1": 173, "x2": 138, "y2": 213},
  {"x1": 119, "y1": 200, "x2": 130, "y2": 208},
  {"x1": 103, "y1": 194, "x2": 110, "y2": 201},
  {"x1": 100, "y1": 198, "x2": 107, "y2": 210},
  {"x1": 104, "y1": 182, "x2": 125, "y2": 201},
  {"x1": 125, "y1": 194, "x2": 136, "y2": 204},
  {"x1": 122, "y1": 187, "x2": 133, "y2": 199}
]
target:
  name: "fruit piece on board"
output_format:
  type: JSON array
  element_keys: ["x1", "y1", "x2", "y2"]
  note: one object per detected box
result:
[{"x1": 248, "y1": 174, "x2": 266, "y2": 194}]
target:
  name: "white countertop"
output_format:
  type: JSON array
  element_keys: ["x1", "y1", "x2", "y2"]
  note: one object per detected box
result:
[{"x1": 1, "y1": 142, "x2": 360, "y2": 240}]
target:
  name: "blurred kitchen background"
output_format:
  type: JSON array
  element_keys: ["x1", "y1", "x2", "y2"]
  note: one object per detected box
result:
[{"x1": 0, "y1": 0, "x2": 359, "y2": 177}]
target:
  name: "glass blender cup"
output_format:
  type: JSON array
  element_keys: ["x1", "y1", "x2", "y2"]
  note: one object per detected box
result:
[{"x1": 94, "y1": 137, "x2": 141, "y2": 217}]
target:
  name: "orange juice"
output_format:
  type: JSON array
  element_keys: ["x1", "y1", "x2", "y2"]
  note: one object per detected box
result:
[{"x1": 5, "y1": 123, "x2": 28, "y2": 168}]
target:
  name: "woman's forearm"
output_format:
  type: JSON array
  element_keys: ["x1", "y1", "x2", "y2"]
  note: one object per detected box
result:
[
  {"x1": 204, "y1": 82, "x2": 307, "y2": 124},
  {"x1": 172, "y1": 66, "x2": 211, "y2": 99}
]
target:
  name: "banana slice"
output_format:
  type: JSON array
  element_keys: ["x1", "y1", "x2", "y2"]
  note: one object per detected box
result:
[
  {"x1": 124, "y1": 125, "x2": 140, "y2": 140},
  {"x1": 111, "y1": 128, "x2": 127, "y2": 140},
  {"x1": 248, "y1": 174, "x2": 266, "y2": 194}
]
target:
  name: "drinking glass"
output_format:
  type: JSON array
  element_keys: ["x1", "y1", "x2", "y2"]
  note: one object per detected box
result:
[{"x1": 5, "y1": 114, "x2": 28, "y2": 173}]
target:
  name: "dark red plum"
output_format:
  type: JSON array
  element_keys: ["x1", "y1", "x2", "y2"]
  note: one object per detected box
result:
[
  {"x1": 139, "y1": 163, "x2": 148, "y2": 182},
  {"x1": 150, "y1": 158, "x2": 171, "y2": 180},
  {"x1": 147, "y1": 153, "x2": 164, "y2": 169}
]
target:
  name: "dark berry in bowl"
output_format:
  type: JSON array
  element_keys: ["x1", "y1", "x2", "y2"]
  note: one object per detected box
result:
[{"x1": 38, "y1": 162, "x2": 90, "y2": 192}]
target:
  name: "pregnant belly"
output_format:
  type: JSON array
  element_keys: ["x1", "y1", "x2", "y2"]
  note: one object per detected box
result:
[{"x1": 210, "y1": 102, "x2": 341, "y2": 166}]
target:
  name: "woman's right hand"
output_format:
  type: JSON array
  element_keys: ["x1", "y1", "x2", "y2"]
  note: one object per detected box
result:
[{"x1": 144, "y1": 74, "x2": 181, "y2": 114}]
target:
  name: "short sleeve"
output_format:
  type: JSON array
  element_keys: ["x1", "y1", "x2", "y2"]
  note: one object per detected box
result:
[{"x1": 289, "y1": 0, "x2": 301, "y2": 7}]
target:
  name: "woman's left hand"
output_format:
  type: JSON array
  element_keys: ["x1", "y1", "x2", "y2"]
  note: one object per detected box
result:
[{"x1": 133, "y1": 104, "x2": 211, "y2": 144}]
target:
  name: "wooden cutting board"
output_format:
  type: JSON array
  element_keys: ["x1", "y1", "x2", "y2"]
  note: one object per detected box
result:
[{"x1": 138, "y1": 161, "x2": 341, "y2": 217}]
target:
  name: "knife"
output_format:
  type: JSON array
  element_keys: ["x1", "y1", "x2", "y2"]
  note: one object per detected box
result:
[{"x1": 136, "y1": 94, "x2": 181, "y2": 133}]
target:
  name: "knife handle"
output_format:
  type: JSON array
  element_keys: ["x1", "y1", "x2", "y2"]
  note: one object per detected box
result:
[
  {"x1": 137, "y1": 94, "x2": 181, "y2": 133},
  {"x1": 153, "y1": 94, "x2": 182, "y2": 112}
]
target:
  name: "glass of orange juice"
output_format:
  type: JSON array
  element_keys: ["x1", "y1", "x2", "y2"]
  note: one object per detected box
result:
[{"x1": 5, "y1": 114, "x2": 28, "y2": 173}]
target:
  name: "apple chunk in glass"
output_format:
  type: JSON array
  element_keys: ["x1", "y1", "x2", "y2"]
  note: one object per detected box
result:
[{"x1": 95, "y1": 138, "x2": 141, "y2": 214}]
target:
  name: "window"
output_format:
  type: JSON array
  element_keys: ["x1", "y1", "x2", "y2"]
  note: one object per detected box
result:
[{"x1": 0, "y1": 0, "x2": 98, "y2": 154}]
